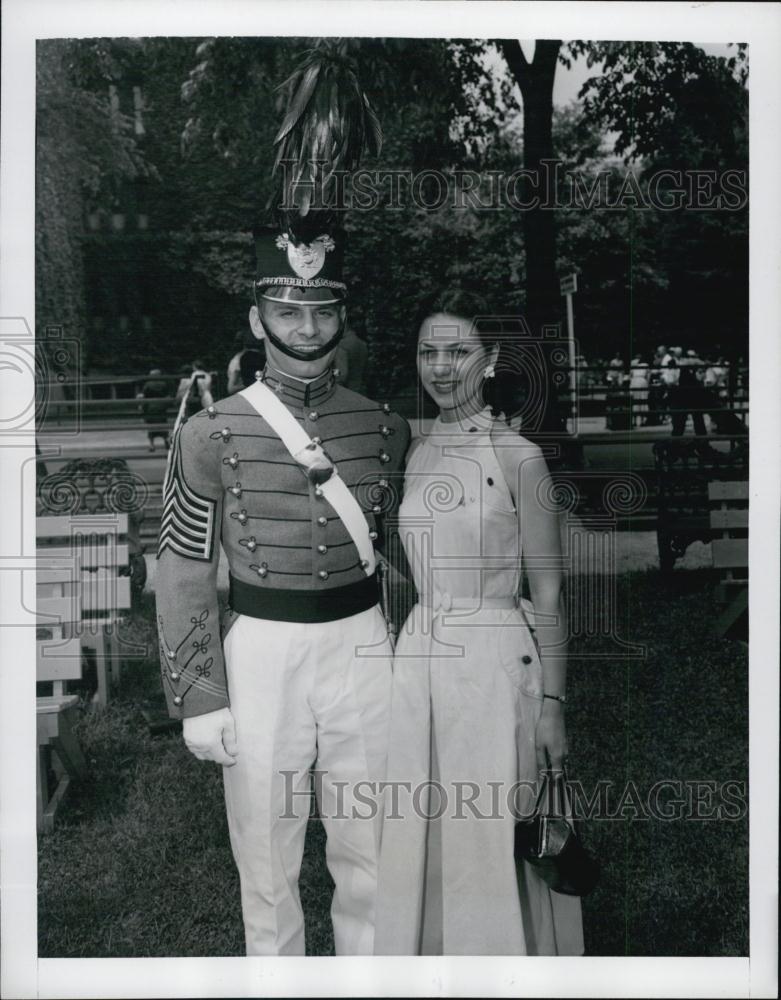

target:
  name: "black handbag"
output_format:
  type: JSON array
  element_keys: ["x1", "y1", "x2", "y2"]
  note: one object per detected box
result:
[{"x1": 514, "y1": 769, "x2": 600, "y2": 896}]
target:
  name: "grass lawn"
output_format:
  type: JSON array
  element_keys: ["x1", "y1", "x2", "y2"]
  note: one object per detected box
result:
[{"x1": 38, "y1": 569, "x2": 748, "y2": 957}]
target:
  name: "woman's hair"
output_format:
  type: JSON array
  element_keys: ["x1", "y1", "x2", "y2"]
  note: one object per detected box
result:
[{"x1": 417, "y1": 288, "x2": 525, "y2": 421}]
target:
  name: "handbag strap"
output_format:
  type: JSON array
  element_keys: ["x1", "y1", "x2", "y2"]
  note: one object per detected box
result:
[
  {"x1": 536, "y1": 768, "x2": 574, "y2": 822},
  {"x1": 240, "y1": 380, "x2": 376, "y2": 576}
]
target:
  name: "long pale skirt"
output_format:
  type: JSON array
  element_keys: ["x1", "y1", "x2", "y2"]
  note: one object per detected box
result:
[{"x1": 374, "y1": 603, "x2": 584, "y2": 955}]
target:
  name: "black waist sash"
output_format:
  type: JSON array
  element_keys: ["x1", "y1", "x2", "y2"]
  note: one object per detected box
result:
[{"x1": 228, "y1": 573, "x2": 379, "y2": 624}]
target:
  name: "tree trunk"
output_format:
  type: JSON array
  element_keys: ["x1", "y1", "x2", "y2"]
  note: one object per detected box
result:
[{"x1": 498, "y1": 39, "x2": 565, "y2": 435}]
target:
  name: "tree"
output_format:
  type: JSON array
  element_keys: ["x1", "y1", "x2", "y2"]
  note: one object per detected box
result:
[{"x1": 36, "y1": 39, "x2": 149, "y2": 373}]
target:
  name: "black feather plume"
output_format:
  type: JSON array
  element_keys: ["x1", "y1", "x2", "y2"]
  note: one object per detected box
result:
[{"x1": 271, "y1": 40, "x2": 382, "y2": 242}]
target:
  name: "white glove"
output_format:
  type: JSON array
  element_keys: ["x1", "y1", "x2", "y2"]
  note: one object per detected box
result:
[{"x1": 183, "y1": 707, "x2": 239, "y2": 767}]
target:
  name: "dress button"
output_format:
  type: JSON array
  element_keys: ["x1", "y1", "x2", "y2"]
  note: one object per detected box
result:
[
  {"x1": 317, "y1": 516, "x2": 327, "y2": 526},
  {"x1": 382, "y1": 402, "x2": 391, "y2": 414},
  {"x1": 254, "y1": 370, "x2": 263, "y2": 381},
  {"x1": 170, "y1": 672, "x2": 180, "y2": 682},
  {"x1": 522, "y1": 655, "x2": 533, "y2": 664},
  {"x1": 318, "y1": 570, "x2": 329, "y2": 580},
  {"x1": 228, "y1": 454, "x2": 239, "y2": 469},
  {"x1": 166, "y1": 649, "x2": 176, "y2": 661},
  {"x1": 173, "y1": 696, "x2": 183, "y2": 707},
  {"x1": 317, "y1": 544, "x2": 327, "y2": 554},
  {"x1": 379, "y1": 451, "x2": 391, "y2": 464},
  {"x1": 314, "y1": 487, "x2": 324, "y2": 499},
  {"x1": 312, "y1": 436, "x2": 322, "y2": 445},
  {"x1": 380, "y1": 425, "x2": 391, "y2": 438},
  {"x1": 238, "y1": 510, "x2": 248, "y2": 525},
  {"x1": 257, "y1": 563, "x2": 269, "y2": 578},
  {"x1": 309, "y1": 411, "x2": 318, "y2": 421},
  {"x1": 372, "y1": 505, "x2": 381, "y2": 514},
  {"x1": 229, "y1": 483, "x2": 242, "y2": 498},
  {"x1": 360, "y1": 559, "x2": 370, "y2": 570},
  {"x1": 369, "y1": 530, "x2": 378, "y2": 541},
  {"x1": 246, "y1": 537, "x2": 257, "y2": 552},
  {"x1": 207, "y1": 405, "x2": 216, "y2": 417},
  {"x1": 220, "y1": 428, "x2": 231, "y2": 441}
]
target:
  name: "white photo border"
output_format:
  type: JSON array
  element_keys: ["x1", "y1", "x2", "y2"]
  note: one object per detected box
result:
[{"x1": 1, "y1": 1, "x2": 778, "y2": 997}]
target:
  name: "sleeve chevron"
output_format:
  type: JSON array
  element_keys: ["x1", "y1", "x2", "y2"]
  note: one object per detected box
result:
[{"x1": 158, "y1": 423, "x2": 218, "y2": 561}]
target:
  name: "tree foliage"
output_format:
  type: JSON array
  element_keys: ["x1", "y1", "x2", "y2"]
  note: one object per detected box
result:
[
  {"x1": 36, "y1": 39, "x2": 150, "y2": 370},
  {"x1": 37, "y1": 36, "x2": 749, "y2": 391}
]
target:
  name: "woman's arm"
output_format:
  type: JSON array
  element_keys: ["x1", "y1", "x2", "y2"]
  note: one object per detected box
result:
[{"x1": 493, "y1": 427, "x2": 568, "y2": 770}]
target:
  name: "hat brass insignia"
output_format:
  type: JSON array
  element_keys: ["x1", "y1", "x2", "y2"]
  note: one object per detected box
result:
[{"x1": 275, "y1": 233, "x2": 335, "y2": 279}]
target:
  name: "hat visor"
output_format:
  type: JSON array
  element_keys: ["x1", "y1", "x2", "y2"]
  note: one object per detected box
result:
[{"x1": 258, "y1": 284, "x2": 345, "y2": 304}]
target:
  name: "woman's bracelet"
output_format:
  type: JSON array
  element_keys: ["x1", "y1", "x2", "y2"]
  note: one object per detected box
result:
[{"x1": 543, "y1": 692, "x2": 566, "y2": 704}]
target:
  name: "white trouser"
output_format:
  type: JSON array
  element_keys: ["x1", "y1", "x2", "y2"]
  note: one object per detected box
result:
[{"x1": 222, "y1": 605, "x2": 393, "y2": 956}]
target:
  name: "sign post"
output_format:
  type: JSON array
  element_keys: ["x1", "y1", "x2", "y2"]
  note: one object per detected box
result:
[{"x1": 560, "y1": 273, "x2": 578, "y2": 425}]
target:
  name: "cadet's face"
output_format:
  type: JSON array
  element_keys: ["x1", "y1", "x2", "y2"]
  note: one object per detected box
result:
[
  {"x1": 251, "y1": 300, "x2": 344, "y2": 378},
  {"x1": 417, "y1": 313, "x2": 492, "y2": 412}
]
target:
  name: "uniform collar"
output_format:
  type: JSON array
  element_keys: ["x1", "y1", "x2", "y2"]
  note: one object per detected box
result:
[{"x1": 261, "y1": 364, "x2": 337, "y2": 409}]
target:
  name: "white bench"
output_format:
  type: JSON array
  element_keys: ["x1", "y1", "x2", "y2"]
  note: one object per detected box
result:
[
  {"x1": 36, "y1": 573, "x2": 87, "y2": 831},
  {"x1": 37, "y1": 513, "x2": 132, "y2": 706},
  {"x1": 708, "y1": 481, "x2": 748, "y2": 642}
]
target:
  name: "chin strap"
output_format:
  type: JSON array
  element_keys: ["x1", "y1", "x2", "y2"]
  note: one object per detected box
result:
[
  {"x1": 254, "y1": 294, "x2": 346, "y2": 362},
  {"x1": 262, "y1": 323, "x2": 345, "y2": 362}
]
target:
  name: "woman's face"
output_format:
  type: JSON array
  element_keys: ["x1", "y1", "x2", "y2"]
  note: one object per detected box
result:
[{"x1": 417, "y1": 312, "x2": 494, "y2": 412}]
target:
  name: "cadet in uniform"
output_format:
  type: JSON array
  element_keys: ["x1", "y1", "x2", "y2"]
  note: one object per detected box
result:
[{"x1": 155, "y1": 224, "x2": 410, "y2": 956}]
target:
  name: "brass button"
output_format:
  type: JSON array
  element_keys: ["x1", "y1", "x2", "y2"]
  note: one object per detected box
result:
[
  {"x1": 372, "y1": 505, "x2": 381, "y2": 514},
  {"x1": 317, "y1": 544, "x2": 327, "y2": 554},
  {"x1": 318, "y1": 570, "x2": 329, "y2": 580},
  {"x1": 369, "y1": 530, "x2": 378, "y2": 541},
  {"x1": 254, "y1": 370, "x2": 263, "y2": 380},
  {"x1": 238, "y1": 510, "x2": 248, "y2": 525},
  {"x1": 379, "y1": 451, "x2": 391, "y2": 464},
  {"x1": 382, "y1": 402, "x2": 391, "y2": 414},
  {"x1": 380, "y1": 424, "x2": 391, "y2": 438},
  {"x1": 314, "y1": 487, "x2": 324, "y2": 499},
  {"x1": 170, "y1": 672, "x2": 180, "y2": 682},
  {"x1": 229, "y1": 483, "x2": 242, "y2": 498},
  {"x1": 173, "y1": 696, "x2": 183, "y2": 707},
  {"x1": 207, "y1": 405, "x2": 216, "y2": 417},
  {"x1": 360, "y1": 559, "x2": 370, "y2": 569},
  {"x1": 166, "y1": 649, "x2": 176, "y2": 661},
  {"x1": 228, "y1": 454, "x2": 239, "y2": 469},
  {"x1": 312, "y1": 436, "x2": 322, "y2": 445},
  {"x1": 317, "y1": 516, "x2": 327, "y2": 526},
  {"x1": 308, "y1": 411, "x2": 318, "y2": 421},
  {"x1": 257, "y1": 563, "x2": 269, "y2": 578},
  {"x1": 246, "y1": 537, "x2": 257, "y2": 552},
  {"x1": 220, "y1": 428, "x2": 231, "y2": 441}
]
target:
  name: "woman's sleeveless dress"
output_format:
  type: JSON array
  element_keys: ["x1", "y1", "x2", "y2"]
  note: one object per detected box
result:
[{"x1": 374, "y1": 408, "x2": 584, "y2": 955}]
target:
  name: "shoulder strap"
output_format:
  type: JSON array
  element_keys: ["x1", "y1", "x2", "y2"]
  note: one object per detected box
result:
[{"x1": 240, "y1": 380, "x2": 375, "y2": 576}]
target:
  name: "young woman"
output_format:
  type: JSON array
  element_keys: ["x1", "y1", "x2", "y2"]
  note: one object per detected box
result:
[{"x1": 374, "y1": 292, "x2": 584, "y2": 956}]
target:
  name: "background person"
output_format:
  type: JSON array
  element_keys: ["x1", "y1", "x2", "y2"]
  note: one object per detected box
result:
[{"x1": 137, "y1": 367, "x2": 171, "y2": 451}]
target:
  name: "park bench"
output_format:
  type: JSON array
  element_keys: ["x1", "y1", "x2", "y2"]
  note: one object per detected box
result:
[
  {"x1": 708, "y1": 481, "x2": 748, "y2": 642},
  {"x1": 36, "y1": 567, "x2": 87, "y2": 831},
  {"x1": 653, "y1": 437, "x2": 748, "y2": 573},
  {"x1": 37, "y1": 457, "x2": 147, "y2": 601},
  {"x1": 37, "y1": 513, "x2": 132, "y2": 706}
]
